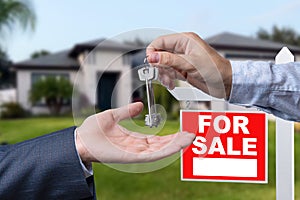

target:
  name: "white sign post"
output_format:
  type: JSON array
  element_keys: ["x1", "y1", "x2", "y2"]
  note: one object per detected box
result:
[{"x1": 275, "y1": 47, "x2": 295, "y2": 200}]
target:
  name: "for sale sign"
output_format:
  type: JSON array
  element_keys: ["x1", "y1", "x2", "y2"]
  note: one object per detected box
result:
[{"x1": 181, "y1": 111, "x2": 267, "y2": 183}]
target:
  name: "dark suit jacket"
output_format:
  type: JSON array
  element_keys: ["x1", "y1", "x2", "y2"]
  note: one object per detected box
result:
[{"x1": 0, "y1": 127, "x2": 95, "y2": 200}]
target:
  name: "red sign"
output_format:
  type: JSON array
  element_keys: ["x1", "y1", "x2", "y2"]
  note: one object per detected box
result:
[{"x1": 181, "y1": 111, "x2": 267, "y2": 183}]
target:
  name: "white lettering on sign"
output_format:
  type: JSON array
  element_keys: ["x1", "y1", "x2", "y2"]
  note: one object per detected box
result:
[
  {"x1": 214, "y1": 115, "x2": 231, "y2": 133},
  {"x1": 243, "y1": 138, "x2": 257, "y2": 156},
  {"x1": 198, "y1": 115, "x2": 211, "y2": 133},
  {"x1": 227, "y1": 137, "x2": 241, "y2": 155},
  {"x1": 192, "y1": 136, "x2": 257, "y2": 156},
  {"x1": 233, "y1": 116, "x2": 249, "y2": 134},
  {"x1": 199, "y1": 115, "x2": 250, "y2": 134},
  {"x1": 194, "y1": 115, "x2": 257, "y2": 156},
  {"x1": 208, "y1": 137, "x2": 226, "y2": 155},
  {"x1": 192, "y1": 136, "x2": 207, "y2": 155}
]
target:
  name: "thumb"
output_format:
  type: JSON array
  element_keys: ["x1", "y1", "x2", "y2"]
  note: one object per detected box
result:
[
  {"x1": 111, "y1": 102, "x2": 144, "y2": 122},
  {"x1": 147, "y1": 51, "x2": 189, "y2": 71}
]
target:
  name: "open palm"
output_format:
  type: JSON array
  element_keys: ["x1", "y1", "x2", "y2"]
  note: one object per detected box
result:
[{"x1": 76, "y1": 102, "x2": 195, "y2": 164}]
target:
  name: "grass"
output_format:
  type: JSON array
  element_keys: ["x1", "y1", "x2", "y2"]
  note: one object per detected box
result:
[
  {"x1": 1, "y1": 117, "x2": 300, "y2": 199},
  {"x1": 0, "y1": 117, "x2": 75, "y2": 144}
]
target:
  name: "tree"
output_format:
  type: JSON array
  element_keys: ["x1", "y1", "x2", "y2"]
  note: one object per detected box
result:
[
  {"x1": 257, "y1": 25, "x2": 300, "y2": 46},
  {"x1": 30, "y1": 77, "x2": 73, "y2": 115},
  {"x1": 0, "y1": 0, "x2": 36, "y2": 36},
  {"x1": 0, "y1": 48, "x2": 14, "y2": 88},
  {"x1": 31, "y1": 49, "x2": 50, "y2": 59},
  {"x1": 0, "y1": 0, "x2": 36, "y2": 88},
  {"x1": 154, "y1": 84, "x2": 179, "y2": 119}
]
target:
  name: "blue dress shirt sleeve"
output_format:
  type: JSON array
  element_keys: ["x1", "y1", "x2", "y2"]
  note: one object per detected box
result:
[{"x1": 228, "y1": 60, "x2": 300, "y2": 122}]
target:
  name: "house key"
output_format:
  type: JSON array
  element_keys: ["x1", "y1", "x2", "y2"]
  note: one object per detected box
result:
[{"x1": 138, "y1": 58, "x2": 161, "y2": 128}]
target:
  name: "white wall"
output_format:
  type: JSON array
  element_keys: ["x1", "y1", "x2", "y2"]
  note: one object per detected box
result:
[
  {"x1": 17, "y1": 70, "x2": 31, "y2": 110},
  {"x1": 0, "y1": 89, "x2": 16, "y2": 104},
  {"x1": 79, "y1": 50, "x2": 132, "y2": 108}
]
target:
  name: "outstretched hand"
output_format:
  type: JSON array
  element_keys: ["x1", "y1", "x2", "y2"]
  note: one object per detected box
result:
[{"x1": 75, "y1": 102, "x2": 195, "y2": 164}]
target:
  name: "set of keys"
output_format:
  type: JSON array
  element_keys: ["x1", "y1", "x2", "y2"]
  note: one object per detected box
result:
[{"x1": 138, "y1": 58, "x2": 161, "y2": 128}]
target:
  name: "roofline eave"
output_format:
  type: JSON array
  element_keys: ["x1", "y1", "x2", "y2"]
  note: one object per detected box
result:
[
  {"x1": 13, "y1": 65, "x2": 80, "y2": 71},
  {"x1": 210, "y1": 44, "x2": 300, "y2": 54}
]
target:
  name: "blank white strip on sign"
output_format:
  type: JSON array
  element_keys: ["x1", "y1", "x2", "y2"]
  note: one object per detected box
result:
[{"x1": 193, "y1": 158, "x2": 257, "y2": 177}]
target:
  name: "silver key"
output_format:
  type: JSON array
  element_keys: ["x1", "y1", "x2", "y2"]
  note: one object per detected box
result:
[
  {"x1": 137, "y1": 65, "x2": 158, "y2": 81},
  {"x1": 138, "y1": 60, "x2": 161, "y2": 128}
]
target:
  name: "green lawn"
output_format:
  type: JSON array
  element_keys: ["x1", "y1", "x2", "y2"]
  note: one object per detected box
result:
[{"x1": 1, "y1": 117, "x2": 300, "y2": 199}]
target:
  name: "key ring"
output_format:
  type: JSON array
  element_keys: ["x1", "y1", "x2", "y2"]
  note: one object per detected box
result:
[{"x1": 144, "y1": 57, "x2": 148, "y2": 64}]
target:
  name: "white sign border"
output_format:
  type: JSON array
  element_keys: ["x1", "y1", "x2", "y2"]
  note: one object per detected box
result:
[{"x1": 180, "y1": 110, "x2": 268, "y2": 184}]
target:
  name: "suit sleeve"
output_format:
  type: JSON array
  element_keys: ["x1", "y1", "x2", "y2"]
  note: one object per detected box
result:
[{"x1": 0, "y1": 127, "x2": 95, "y2": 200}]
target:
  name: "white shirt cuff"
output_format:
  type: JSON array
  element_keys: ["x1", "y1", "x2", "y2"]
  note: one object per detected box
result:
[{"x1": 74, "y1": 129, "x2": 93, "y2": 178}]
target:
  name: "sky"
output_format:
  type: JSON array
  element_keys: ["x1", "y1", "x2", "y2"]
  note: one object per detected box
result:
[{"x1": 4, "y1": 0, "x2": 300, "y2": 62}]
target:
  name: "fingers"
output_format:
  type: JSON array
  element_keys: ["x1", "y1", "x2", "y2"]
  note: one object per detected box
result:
[
  {"x1": 98, "y1": 130, "x2": 195, "y2": 163},
  {"x1": 130, "y1": 132, "x2": 195, "y2": 162},
  {"x1": 148, "y1": 51, "x2": 194, "y2": 89},
  {"x1": 146, "y1": 33, "x2": 201, "y2": 89},
  {"x1": 146, "y1": 33, "x2": 193, "y2": 71},
  {"x1": 159, "y1": 71, "x2": 174, "y2": 90},
  {"x1": 148, "y1": 51, "x2": 191, "y2": 72},
  {"x1": 146, "y1": 133, "x2": 195, "y2": 162},
  {"x1": 157, "y1": 67, "x2": 186, "y2": 90},
  {"x1": 111, "y1": 102, "x2": 143, "y2": 122},
  {"x1": 163, "y1": 132, "x2": 195, "y2": 149},
  {"x1": 146, "y1": 32, "x2": 191, "y2": 55}
]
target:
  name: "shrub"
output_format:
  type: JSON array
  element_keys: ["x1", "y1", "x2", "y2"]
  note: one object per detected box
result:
[
  {"x1": 1, "y1": 102, "x2": 27, "y2": 119},
  {"x1": 30, "y1": 77, "x2": 73, "y2": 115}
]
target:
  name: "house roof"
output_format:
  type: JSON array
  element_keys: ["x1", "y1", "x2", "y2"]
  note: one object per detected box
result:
[
  {"x1": 69, "y1": 38, "x2": 140, "y2": 57},
  {"x1": 14, "y1": 49, "x2": 79, "y2": 70},
  {"x1": 14, "y1": 38, "x2": 140, "y2": 70},
  {"x1": 206, "y1": 32, "x2": 300, "y2": 53}
]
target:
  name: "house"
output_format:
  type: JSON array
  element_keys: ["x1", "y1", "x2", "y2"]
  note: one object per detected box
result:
[
  {"x1": 14, "y1": 39, "x2": 141, "y2": 114},
  {"x1": 14, "y1": 32, "x2": 300, "y2": 114},
  {"x1": 206, "y1": 32, "x2": 300, "y2": 61}
]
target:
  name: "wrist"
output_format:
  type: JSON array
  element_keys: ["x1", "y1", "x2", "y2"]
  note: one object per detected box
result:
[
  {"x1": 206, "y1": 43, "x2": 232, "y2": 99},
  {"x1": 222, "y1": 58, "x2": 232, "y2": 99},
  {"x1": 75, "y1": 129, "x2": 92, "y2": 164}
]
